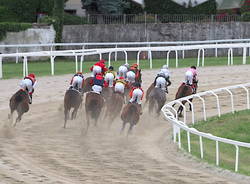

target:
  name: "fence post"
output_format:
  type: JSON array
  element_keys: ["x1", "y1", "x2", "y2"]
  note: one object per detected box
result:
[
  {"x1": 16, "y1": 47, "x2": 19, "y2": 63},
  {"x1": 216, "y1": 141, "x2": 219, "y2": 166},
  {"x1": 50, "y1": 56, "x2": 55, "y2": 75},
  {"x1": 154, "y1": 14, "x2": 157, "y2": 23},
  {"x1": 123, "y1": 14, "x2": 126, "y2": 24},
  {"x1": 187, "y1": 131, "x2": 191, "y2": 153},
  {"x1": 235, "y1": 145, "x2": 239, "y2": 172},
  {"x1": 0, "y1": 56, "x2": 2, "y2": 79},
  {"x1": 199, "y1": 136, "x2": 204, "y2": 159},
  {"x1": 243, "y1": 47, "x2": 247, "y2": 64}
]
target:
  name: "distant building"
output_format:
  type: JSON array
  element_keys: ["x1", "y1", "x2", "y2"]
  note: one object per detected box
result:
[{"x1": 64, "y1": 0, "x2": 85, "y2": 16}]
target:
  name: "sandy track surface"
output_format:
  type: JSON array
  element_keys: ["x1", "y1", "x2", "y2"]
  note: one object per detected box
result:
[{"x1": 0, "y1": 65, "x2": 250, "y2": 184}]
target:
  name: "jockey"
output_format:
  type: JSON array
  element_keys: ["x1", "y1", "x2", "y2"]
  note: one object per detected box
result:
[
  {"x1": 154, "y1": 71, "x2": 172, "y2": 93},
  {"x1": 117, "y1": 63, "x2": 129, "y2": 78},
  {"x1": 70, "y1": 72, "x2": 84, "y2": 92},
  {"x1": 184, "y1": 66, "x2": 198, "y2": 93},
  {"x1": 90, "y1": 59, "x2": 108, "y2": 76},
  {"x1": 160, "y1": 65, "x2": 170, "y2": 79},
  {"x1": 128, "y1": 63, "x2": 141, "y2": 83},
  {"x1": 129, "y1": 82, "x2": 144, "y2": 114},
  {"x1": 92, "y1": 73, "x2": 104, "y2": 94},
  {"x1": 104, "y1": 66, "x2": 116, "y2": 88},
  {"x1": 114, "y1": 76, "x2": 127, "y2": 94},
  {"x1": 19, "y1": 73, "x2": 37, "y2": 104}
]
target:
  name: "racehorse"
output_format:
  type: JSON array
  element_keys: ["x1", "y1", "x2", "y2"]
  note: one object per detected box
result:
[
  {"x1": 85, "y1": 92, "x2": 104, "y2": 132},
  {"x1": 173, "y1": 82, "x2": 198, "y2": 117},
  {"x1": 105, "y1": 92, "x2": 124, "y2": 127},
  {"x1": 120, "y1": 103, "x2": 141, "y2": 136},
  {"x1": 9, "y1": 89, "x2": 29, "y2": 126},
  {"x1": 63, "y1": 89, "x2": 82, "y2": 128},
  {"x1": 82, "y1": 77, "x2": 93, "y2": 93},
  {"x1": 102, "y1": 87, "x2": 113, "y2": 101},
  {"x1": 148, "y1": 87, "x2": 166, "y2": 115}
]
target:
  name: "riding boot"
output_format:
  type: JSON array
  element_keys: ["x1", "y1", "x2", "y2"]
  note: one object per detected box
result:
[{"x1": 28, "y1": 94, "x2": 32, "y2": 104}]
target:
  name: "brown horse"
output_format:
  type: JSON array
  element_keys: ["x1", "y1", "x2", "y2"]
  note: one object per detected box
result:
[
  {"x1": 85, "y1": 92, "x2": 104, "y2": 132},
  {"x1": 82, "y1": 77, "x2": 93, "y2": 93},
  {"x1": 148, "y1": 87, "x2": 166, "y2": 115},
  {"x1": 173, "y1": 82, "x2": 197, "y2": 117},
  {"x1": 9, "y1": 89, "x2": 29, "y2": 126},
  {"x1": 120, "y1": 103, "x2": 141, "y2": 136},
  {"x1": 105, "y1": 92, "x2": 124, "y2": 127},
  {"x1": 102, "y1": 87, "x2": 113, "y2": 101},
  {"x1": 63, "y1": 89, "x2": 82, "y2": 128}
]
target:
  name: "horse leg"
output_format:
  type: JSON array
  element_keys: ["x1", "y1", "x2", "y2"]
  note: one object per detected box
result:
[
  {"x1": 14, "y1": 112, "x2": 22, "y2": 127},
  {"x1": 189, "y1": 98, "x2": 193, "y2": 111},
  {"x1": 64, "y1": 108, "x2": 69, "y2": 128},
  {"x1": 71, "y1": 107, "x2": 78, "y2": 120},
  {"x1": 127, "y1": 122, "x2": 134, "y2": 137},
  {"x1": 120, "y1": 121, "x2": 126, "y2": 134},
  {"x1": 177, "y1": 106, "x2": 183, "y2": 117}
]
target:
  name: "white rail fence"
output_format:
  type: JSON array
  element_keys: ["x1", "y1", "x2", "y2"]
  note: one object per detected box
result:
[
  {"x1": 1, "y1": 42, "x2": 250, "y2": 79},
  {"x1": 1, "y1": 38, "x2": 250, "y2": 63},
  {"x1": 161, "y1": 83, "x2": 250, "y2": 172}
]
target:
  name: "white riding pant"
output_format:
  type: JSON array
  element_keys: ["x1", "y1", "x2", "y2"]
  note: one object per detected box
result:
[
  {"x1": 114, "y1": 83, "x2": 125, "y2": 94},
  {"x1": 20, "y1": 79, "x2": 33, "y2": 94},
  {"x1": 118, "y1": 65, "x2": 128, "y2": 78},
  {"x1": 185, "y1": 70, "x2": 193, "y2": 85},
  {"x1": 126, "y1": 71, "x2": 135, "y2": 83},
  {"x1": 104, "y1": 73, "x2": 115, "y2": 87},
  {"x1": 71, "y1": 76, "x2": 83, "y2": 89},
  {"x1": 92, "y1": 65, "x2": 102, "y2": 76},
  {"x1": 129, "y1": 88, "x2": 143, "y2": 104},
  {"x1": 155, "y1": 77, "x2": 166, "y2": 91},
  {"x1": 92, "y1": 85, "x2": 102, "y2": 94}
]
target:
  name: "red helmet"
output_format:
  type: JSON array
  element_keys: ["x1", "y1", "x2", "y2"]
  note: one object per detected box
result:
[
  {"x1": 28, "y1": 73, "x2": 36, "y2": 79},
  {"x1": 132, "y1": 63, "x2": 138, "y2": 68},
  {"x1": 99, "y1": 59, "x2": 106, "y2": 63},
  {"x1": 119, "y1": 76, "x2": 125, "y2": 80}
]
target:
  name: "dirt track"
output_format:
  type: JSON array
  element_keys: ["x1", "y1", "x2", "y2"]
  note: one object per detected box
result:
[{"x1": 0, "y1": 65, "x2": 250, "y2": 184}]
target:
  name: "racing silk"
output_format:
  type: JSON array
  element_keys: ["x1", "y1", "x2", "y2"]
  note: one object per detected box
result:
[
  {"x1": 129, "y1": 67, "x2": 141, "y2": 82},
  {"x1": 90, "y1": 62, "x2": 107, "y2": 75},
  {"x1": 153, "y1": 73, "x2": 171, "y2": 87},
  {"x1": 93, "y1": 74, "x2": 104, "y2": 87},
  {"x1": 70, "y1": 73, "x2": 84, "y2": 85},
  {"x1": 187, "y1": 68, "x2": 197, "y2": 80},
  {"x1": 116, "y1": 78, "x2": 127, "y2": 85},
  {"x1": 24, "y1": 76, "x2": 36, "y2": 86},
  {"x1": 129, "y1": 87, "x2": 144, "y2": 99}
]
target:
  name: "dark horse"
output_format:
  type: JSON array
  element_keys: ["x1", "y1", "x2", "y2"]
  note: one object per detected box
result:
[
  {"x1": 120, "y1": 103, "x2": 141, "y2": 136},
  {"x1": 148, "y1": 87, "x2": 166, "y2": 115},
  {"x1": 82, "y1": 77, "x2": 93, "y2": 93},
  {"x1": 63, "y1": 89, "x2": 82, "y2": 128},
  {"x1": 9, "y1": 89, "x2": 29, "y2": 126},
  {"x1": 173, "y1": 82, "x2": 198, "y2": 117},
  {"x1": 85, "y1": 92, "x2": 104, "y2": 132},
  {"x1": 145, "y1": 83, "x2": 154, "y2": 103},
  {"x1": 105, "y1": 92, "x2": 124, "y2": 127}
]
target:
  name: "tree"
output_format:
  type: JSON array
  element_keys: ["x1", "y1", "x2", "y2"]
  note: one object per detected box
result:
[
  {"x1": 53, "y1": 0, "x2": 64, "y2": 43},
  {"x1": 82, "y1": 0, "x2": 130, "y2": 14}
]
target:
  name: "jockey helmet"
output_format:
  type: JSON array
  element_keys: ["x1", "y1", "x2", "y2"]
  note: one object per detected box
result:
[
  {"x1": 76, "y1": 71, "x2": 82, "y2": 75},
  {"x1": 99, "y1": 59, "x2": 106, "y2": 63},
  {"x1": 28, "y1": 73, "x2": 36, "y2": 79},
  {"x1": 119, "y1": 76, "x2": 125, "y2": 80},
  {"x1": 109, "y1": 66, "x2": 114, "y2": 70},
  {"x1": 162, "y1": 65, "x2": 168, "y2": 69},
  {"x1": 132, "y1": 63, "x2": 138, "y2": 68},
  {"x1": 191, "y1": 66, "x2": 196, "y2": 70},
  {"x1": 124, "y1": 63, "x2": 129, "y2": 67}
]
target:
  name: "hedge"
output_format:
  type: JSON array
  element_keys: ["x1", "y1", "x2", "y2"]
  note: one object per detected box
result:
[{"x1": 0, "y1": 22, "x2": 32, "y2": 41}]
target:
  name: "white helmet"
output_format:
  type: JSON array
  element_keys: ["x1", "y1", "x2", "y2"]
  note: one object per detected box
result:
[
  {"x1": 124, "y1": 63, "x2": 129, "y2": 67},
  {"x1": 162, "y1": 65, "x2": 168, "y2": 69}
]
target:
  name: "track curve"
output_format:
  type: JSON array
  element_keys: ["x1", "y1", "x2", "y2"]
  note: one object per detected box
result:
[{"x1": 0, "y1": 65, "x2": 250, "y2": 184}]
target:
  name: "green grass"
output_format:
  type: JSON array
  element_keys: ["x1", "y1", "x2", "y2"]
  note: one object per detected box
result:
[
  {"x1": 181, "y1": 109, "x2": 250, "y2": 176},
  {"x1": 2, "y1": 56, "x2": 249, "y2": 79}
]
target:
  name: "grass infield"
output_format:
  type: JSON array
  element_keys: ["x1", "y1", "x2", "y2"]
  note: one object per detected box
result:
[
  {"x1": 180, "y1": 109, "x2": 250, "y2": 176},
  {"x1": 2, "y1": 56, "x2": 249, "y2": 79}
]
